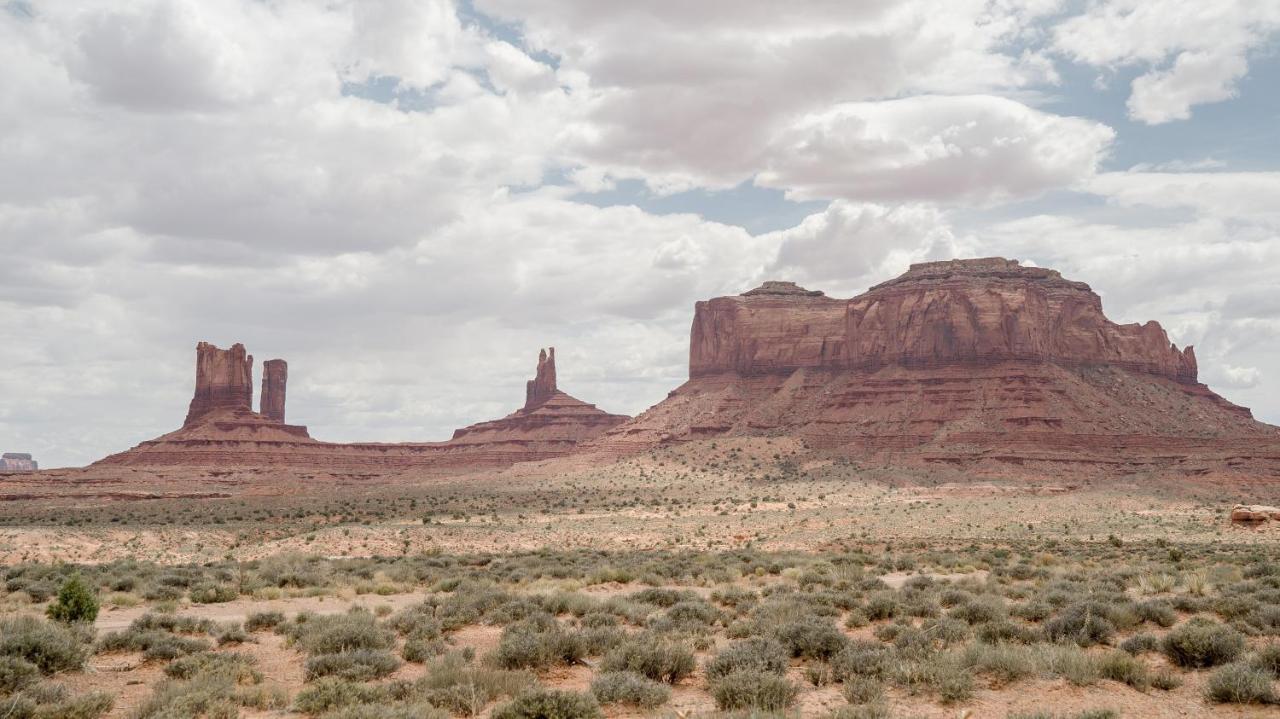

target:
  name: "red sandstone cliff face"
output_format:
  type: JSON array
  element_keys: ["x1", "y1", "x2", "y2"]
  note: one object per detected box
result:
[
  {"x1": 690, "y1": 260, "x2": 1197, "y2": 383},
  {"x1": 261, "y1": 359, "x2": 288, "y2": 423},
  {"x1": 596, "y1": 258, "x2": 1279, "y2": 478},
  {"x1": 184, "y1": 343, "x2": 255, "y2": 425}
]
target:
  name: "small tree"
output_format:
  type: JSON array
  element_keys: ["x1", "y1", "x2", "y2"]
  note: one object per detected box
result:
[{"x1": 47, "y1": 575, "x2": 99, "y2": 624}]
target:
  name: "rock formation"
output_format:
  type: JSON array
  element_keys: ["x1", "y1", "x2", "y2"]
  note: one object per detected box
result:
[
  {"x1": 184, "y1": 342, "x2": 254, "y2": 425},
  {"x1": 1230, "y1": 505, "x2": 1280, "y2": 524},
  {"x1": 526, "y1": 348, "x2": 557, "y2": 409},
  {"x1": 261, "y1": 359, "x2": 288, "y2": 423},
  {"x1": 0, "y1": 453, "x2": 37, "y2": 472},
  {"x1": 96, "y1": 345, "x2": 627, "y2": 469},
  {"x1": 597, "y1": 258, "x2": 1280, "y2": 478}
]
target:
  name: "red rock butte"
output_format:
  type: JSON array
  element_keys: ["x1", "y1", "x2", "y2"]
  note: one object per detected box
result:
[
  {"x1": 96, "y1": 344, "x2": 627, "y2": 469},
  {"x1": 594, "y1": 258, "x2": 1280, "y2": 478}
]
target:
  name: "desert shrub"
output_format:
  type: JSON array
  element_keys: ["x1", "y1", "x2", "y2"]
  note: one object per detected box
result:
[
  {"x1": 402, "y1": 633, "x2": 447, "y2": 663},
  {"x1": 1134, "y1": 600, "x2": 1177, "y2": 628},
  {"x1": 628, "y1": 588, "x2": 696, "y2": 608},
  {"x1": 133, "y1": 676, "x2": 260, "y2": 719},
  {"x1": 164, "y1": 652, "x2": 261, "y2": 683},
  {"x1": 600, "y1": 636, "x2": 694, "y2": 683},
  {"x1": 1037, "y1": 645, "x2": 1099, "y2": 686},
  {"x1": 20, "y1": 690, "x2": 113, "y2": 719},
  {"x1": 830, "y1": 703, "x2": 893, "y2": 719},
  {"x1": 0, "y1": 656, "x2": 39, "y2": 694},
  {"x1": 244, "y1": 611, "x2": 285, "y2": 632},
  {"x1": 1252, "y1": 643, "x2": 1280, "y2": 677},
  {"x1": 771, "y1": 616, "x2": 847, "y2": 660},
  {"x1": 214, "y1": 623, "x2": 250, "y2": 646},
  {"x1": 1120, "y1": 633, "x2": 1159, "y2": 655},
  {"x1": 489, "y1": 621, "x2": 584, "y2": 671},
  {"x1": 189, "y1": 583, "x2": 238, "y2": 604},
  {"x1": 129, "y1": 613, "x2": 216, "y2": 635},
  {"x1": 98, "y1": 626, "x2": 211, "y2": 662},
  {"x1": 294, "y1": 678, "x2": 389, "y2": 714},
  {"x1": 491, "y1": 689, "x2": 602, "y2": 719},
  {"x1": 704, "y1": 637, "x2": 788, "y2": 681},
  {"x1": 709, "y1": 669, "x2": 798, "y2": 711},
  {"x1": 830, "y1": 639, "x2": 892, "y2": 681},
  {"x1": 949, "y1": 596, "x2": 1006, "y2": 625},
  {"x1": 0, "y1": 616, "x2": 89, "y2": 674},
  {"x1": 1162, "y1": 620, "x2": 1245, "y2": 668},
  {"x1": 659, "y1": 599, "x2": 719, "y2": 628},
  {"x1": 411, "y1": 652, "x2": 532, "y2": 716},
  {"x1": 1045, "y1": 602, "x2": 1118, "y2": 647},
  {"x1": 842, "y1": 676, "x2": 885, "y2": 704},
  {"x1": 959, "y1": 644, "x2": 1036, "y2": 686},
  {"x1": 1011, "y1": 601, "x2": 1053, "y2": 622},
  {"x1": 46, "y1": 576, "x2": 99, "y2": 624},
  {"x1": 976, "y1": 619, "x2": 1040, "y2": 645},
  {"x1": 284, "y1": 610, "x2": 395, "y2": 656},
  {"x1": 305, "y1": 649, "x2": 401, "y2": 681},
  {"x1": 310, "y1": 703, "x2": 445, "y2": 719},
  {"x1": 1097, "y1": 651, "x2": 1149, "y2": 690},
  {"x1": 589, "y1": 671, "x2": 669, "y2": 708},
  {"x1": 578, "y1": 612, "x2": 618, "y2": 629},
  {"x1": 1151, "y1": 668, "x2": 1183, "y2": 691},
  {"x1": 1205, "y1": 663, "x2": 1278, "y2": 704},
  {"x1": 863, "y1": 593, "x2": 900, "y2": 621},
  {"x1": 576, "y1": 626, "x2": 625, "y2": 655}
]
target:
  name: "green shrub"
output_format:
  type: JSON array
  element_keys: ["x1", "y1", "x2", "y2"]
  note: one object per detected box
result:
[
  {"x1": 1162, "y1": 620, "x2": 1245, "y2": 668},
  {"x1": 244, "y1": 611, "x2": 285, "y2": 632},
  {"x1": 710, "y1": 669, "x2": 798, "y2": 711},
  {"x1": 189, "y1": 583, "x2": 238, "y2": 604},
  {"x1": 0, "y1": 656, "x2": 40, "y2": 695},
  {"x1": 284, "y1": 611, "x2": 395, "y2": 656},
  {"x1": 1097, "y1": 651, "x2": 1149, "y2": 690},
  {"x1": 0, "y1": 616, "x2": 89, "y2": 674},
  {"x1": 1253, "y1": 643, "x2": 1280, "y2": 677},
  {"x1": 1119, "y1": 633, "x2": 1159, "y2": 655},
  {"x1": 1205, "y1": 662, "x2": 1278, "y2": 704},
  {"x1": 489, "y1": 623, "x2": 585, "y2": 671},
  {"x1": 164, "y1": 652, "x2": 262, "y2": 684},
  {"x1": 1151, "y1": 668, "x2": 1183, "y2": 691},
  {"x1": 959, "y1": 643, "x2": 1036, "y2": 686},
  {"x1": 491, "y1": 689, "x2": 602, "y2": 719},
  {"x1": 705, "y1": 637, "x2": 788, "y2": 681},
  {"x1": 411, "y1": 652, "x2": 532, "y2": 716},
  {"x1": 1045, "y1": 602, "x2": 1117, "y2": 647},
  {"x1": 589, "y1": 671, "x2": 669, "y2": 708},
  {"x1": 600, "y1": 636, "x2": 694, "y2": 684},
  {"x1": 304, "y1": 649, "x2": 401, "y2": 681},
  {"x1": 842, "y1": 676, "x2": 885, "y2": 704},
  {"x1": 293, "y1": 678, "x2": 389, "y2": 714},
  {"x1": 28, "y1": 690, "x2": 113, "y2": 719},
  {"x1": 830, "y1": 640, "x2": 892, "y2": 681},
  {"x1": 46, "y1": 576, "x2": 99, "y2": 624},
  {"x1": 772, "y1": 616, "x2": 847, "y2": 660}
]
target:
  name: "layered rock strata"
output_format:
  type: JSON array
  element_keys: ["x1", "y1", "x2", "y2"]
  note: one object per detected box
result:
[
  {"x1": 597, "y1": 258, "x2": 1280, "y2": 477},
  {"x1": 261, "y1": 359, "x2": 288, "y2": 424},
  {"x1": 0, "y1": 453, "x2": 37, "y2": 472}
]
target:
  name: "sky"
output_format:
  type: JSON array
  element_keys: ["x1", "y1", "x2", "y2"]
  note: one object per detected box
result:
[{"x1": 3, "y1": 0, "x2": 1280, "y2": 468}]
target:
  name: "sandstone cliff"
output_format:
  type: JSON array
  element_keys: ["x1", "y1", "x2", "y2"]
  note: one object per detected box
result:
[
  {"x1": 261, "y1": 359, "x2": 288, "y2": 423},
  {"x1": 598, "y1": 258, "x2": 1280, "y2": 478},
  {"x1": 184, "y1": 342, "x2": 254, "y2": 425},
  {"x1": 0, "y1": 453, "x2": 37, "y2": 472}
]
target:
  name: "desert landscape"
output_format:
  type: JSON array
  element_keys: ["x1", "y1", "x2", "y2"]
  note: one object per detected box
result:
[{"x1": 2, "y1": 259, "x2": 1280, "y2": 719}]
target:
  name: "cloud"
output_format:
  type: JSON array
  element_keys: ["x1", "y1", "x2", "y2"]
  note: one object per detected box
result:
[
  {"x1": 758, "y1": 95, "x2": 1114, "y2": 204},
  {"x1": 1052, "y1": 0, "x2": 1280, "y2": 124}
]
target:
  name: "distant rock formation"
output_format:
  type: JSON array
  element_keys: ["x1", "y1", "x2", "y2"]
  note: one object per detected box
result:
[
  {"x1": 525, "y1": 348, "x2": 558, "y2": 409},
  {"x1": 184, "y1": 342, "x2": 254, "y2": 425},
  {"x1": 261, "y1": 359, "x2": 288, "y2": 423},
  {"x1": 597, "y1": 258, "x2": 1280, "y2": 478},
  {"x1": 0, "y1": 453, "x2": 37, "y2": 472},
  {"x1": 96, "y1": 344, "x2": 627, "y2": 470}
]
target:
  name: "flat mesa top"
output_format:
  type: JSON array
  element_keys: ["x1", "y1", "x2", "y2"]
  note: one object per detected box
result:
[
  {"x1": 2, "y1": 453, "x2": 32, "y2": 460},
  {"x1": 741, "y1": 281, "x2": 826, "y2": 297}
]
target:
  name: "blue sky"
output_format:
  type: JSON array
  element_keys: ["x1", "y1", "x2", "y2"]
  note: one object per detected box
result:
[{"x1": 2, "y1": 0, "x2": 1279, "y2": 466}]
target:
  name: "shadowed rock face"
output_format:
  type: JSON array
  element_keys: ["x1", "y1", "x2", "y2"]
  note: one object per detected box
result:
[
  {"x1": 261, "y1": 359, "x2": 288, "y2": 423},
  {"x1": 184, "y1": 342, "x2": 254, "y2": 426}
]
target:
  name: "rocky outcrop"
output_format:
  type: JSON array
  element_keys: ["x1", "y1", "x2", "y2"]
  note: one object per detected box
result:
[
  {"x1": 184, "y1": 343, "x2": 254, "y2": 425},
  {"x1": 261, "y1": 359, "x2": 288, "y2": 423},
  {"x1": 0, "y1": 453, "x2": 37, "y2": 472},
  {"x1": 525, "y1": 348, "x2": 558, "y2": 409},
  {"x1": 596, "y1": 258, "x2": 1280, "y2": 478},
  {"x1": 1230, "y1": 505, "x2": 1280, "y2": 523},
  {"x1": 97, "y1": 345, "x2": 627, "y2": 470}
]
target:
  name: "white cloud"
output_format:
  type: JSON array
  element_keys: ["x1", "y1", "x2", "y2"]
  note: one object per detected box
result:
[
  {"x1": 758, "y1": 95, "x2": 1114, "y2": 204},
  {"x1": 1052, "y1": 0, "x2": 1280, "y2": 124}
]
